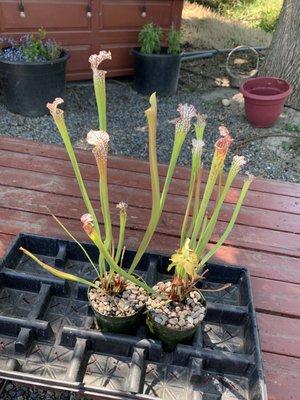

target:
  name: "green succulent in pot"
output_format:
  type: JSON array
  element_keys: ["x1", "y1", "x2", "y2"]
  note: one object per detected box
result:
[
  {"x1": 146, "y1": 118, "x2": 254, "y2": 350},
  {"x1": 19, "y1": 51, "x2": 195, "y2": 334}
]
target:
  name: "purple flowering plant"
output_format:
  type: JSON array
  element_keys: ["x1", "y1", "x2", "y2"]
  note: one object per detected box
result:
[{"x1": 0, "y1": 28, "x2": 62, "y2": 63}]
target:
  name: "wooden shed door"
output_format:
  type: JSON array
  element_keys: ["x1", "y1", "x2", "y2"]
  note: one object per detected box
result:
[{"x1": 0, "y1": 0, "x2": 184, "y2": 80}]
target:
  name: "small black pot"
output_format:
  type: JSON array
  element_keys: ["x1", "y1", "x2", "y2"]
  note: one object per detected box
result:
[
  {"x1": 147, "y1": 296, "x2": 207, "y2": 352},
  {"x1": 91, "y1": 304, "x2": 145, "y2": 335},
  {"x1": 0, "y1": 50, "x2": 69, "y2": 117},
  {"x1": 131, "y1": 47, "x2": 181, "y2": 97},
  {"x1": 88, "y1": 280, "x2": 146, "y2": 335}
]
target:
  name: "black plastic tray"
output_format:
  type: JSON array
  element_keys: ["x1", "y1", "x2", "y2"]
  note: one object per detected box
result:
[{"x1": 0, "y1": 233, "x2": 267, "y2": 400}]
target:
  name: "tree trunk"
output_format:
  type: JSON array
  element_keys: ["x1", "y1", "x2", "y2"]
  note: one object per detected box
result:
[{"x1": 259, "y1": 0, "x2": 300, "y2": 110}]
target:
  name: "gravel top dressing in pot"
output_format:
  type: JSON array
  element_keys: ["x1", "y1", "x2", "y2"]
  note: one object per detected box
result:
[
  {"x1": 89, "y1": 279, "x2": 147, "y2": 317},
  {"x1": 88, "y1": 277, "x2": 148, "y2": 334},
  {"x1": 147, "y1": 281, "x2": 206, "y2": 330},
  {"x1": 147, "y1": 280, "x2": 207, "y2": 351}
]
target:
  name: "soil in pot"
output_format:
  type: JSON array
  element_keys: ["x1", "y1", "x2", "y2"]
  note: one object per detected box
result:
[
  {"x1": 147, "y1": 281, "x2": 206, "y2": 351},
  {"x1": 88, "y1": 278, "x2": 147, "y2": 334}
]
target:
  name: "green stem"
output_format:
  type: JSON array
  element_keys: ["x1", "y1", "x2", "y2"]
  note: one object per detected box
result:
[
  {"x1": 187, "y1": 167, "x2": 202, "y2": 238},
  {"x1": 146, "y1": 93, "x2": 160, "y2": 207},
  {"x1": 198, "y1": 213, "x2": 208, "y2": 247},
  {"x1": 127, "y1": 94, "x2": 161, "y2": 271},
  {"x1": 128, "y1": 133, "x2": 185, "y2": 274},
  {"x1": 199, "y1": 178, "x2": 252, "y2": 267},
  {"x1": 94, "y1": 76, "x2": 107, "y2": 131},
  {"x1": 53, "y1": 116, "x2": 104, "y2": 276},
  {"x1": 180, "y1": 179, "x2": 195, "y2": 246},
  {"x1": 181, "y1": 148, "x2": 202, "y2": 244},
  {"x1": 218, "y1": 171, "x2": 223, "y2": 200},
  {"x1": 99, "y1": 171, "x2": 113, "y2": 252},
  {"x1": 20, "y1": 247, "x2": 98, "y2": 289},
  {"x1": 92, "y1": 234, "x2": 154, "y2": 294},
  {"x1": 115, "y1": 211, "x2": 126, "y2": 265},
  {"x1": 190, "y1": 152, "x2": 222, "y2": 248},
  {"x1": 195, "y1": 164, "x2": 238, "y2": 256},
  {"x1": 160, "y1": 134, "x2": 185, "y2": 210},
  {"x1": 195, "y1": 124, "x2": 205, "y2": 140}
]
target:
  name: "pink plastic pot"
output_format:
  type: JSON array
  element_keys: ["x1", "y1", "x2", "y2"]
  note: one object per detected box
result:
[{"x1": 240, "y1": 77, "x2": 292, "y2": 128}]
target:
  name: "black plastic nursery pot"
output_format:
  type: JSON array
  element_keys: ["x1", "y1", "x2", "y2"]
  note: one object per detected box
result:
[
  {"x1": 88, "y1": 278, "x2": 146, "y2": 335},
  {"x1": 147, "y1": 296, "x2": 207, "y2": 352},
  {"x1": 0, "y1": 233, "x2": 267, "y2": 399},
  {"x1": 132, "y1": 48, "x2": 181, "y2": 96},
  {"x1": 91, "y1": 304, "x2": 145, "y2": 335},
  {"x1": 0, "y1": 50, "x2": 69, "y2": 117}
]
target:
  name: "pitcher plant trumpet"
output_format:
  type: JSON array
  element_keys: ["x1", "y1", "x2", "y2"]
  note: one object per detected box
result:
[{"x1": 19, "y1": 51, "x2": 198, "y2": 296}]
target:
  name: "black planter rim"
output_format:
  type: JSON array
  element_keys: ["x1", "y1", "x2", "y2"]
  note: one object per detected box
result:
[
  {"x1": 147, "y1": 280, "x2": 207, "y2": 333},
  {"x1": 87, "y1": 276, "x2": 146, "y2": 321},
  {"x1": 0, "y1": 49, "x2": 69, "y2": 66},
  {"x1": 132, "y1": 47, "x2": 182, "y2": 60}
]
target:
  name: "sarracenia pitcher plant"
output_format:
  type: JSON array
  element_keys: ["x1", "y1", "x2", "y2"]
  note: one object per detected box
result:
[
  {"x1": 167, "y1": 122, "x2": 254, "y2": 301},
  {"x1": 20, "y1": 51, "x2": 197, "y2": 295}
]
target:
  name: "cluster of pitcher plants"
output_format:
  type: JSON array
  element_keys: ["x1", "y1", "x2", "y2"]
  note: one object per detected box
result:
[{"x1": 20, "y1": 51, "x2": 253, "y2": 348}]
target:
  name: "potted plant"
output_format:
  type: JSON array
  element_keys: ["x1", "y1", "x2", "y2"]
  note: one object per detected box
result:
[
  {"x1": 0, "y1": 28, "x2": 68, "y2": 117},
  {"x1": 19, "y1": 50, "x2": 196, "y2": 335},
  {"x1": 146, "y1": 120, "x2": 254, "y2": 351},
  {"x1": 132, "y1": 24, "x2": 182, "y2": 96}
]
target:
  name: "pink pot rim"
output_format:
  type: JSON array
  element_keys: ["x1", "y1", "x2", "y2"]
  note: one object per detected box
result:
[{"x1": 240, "y1": 76, "x2": 292, "y2": 101}]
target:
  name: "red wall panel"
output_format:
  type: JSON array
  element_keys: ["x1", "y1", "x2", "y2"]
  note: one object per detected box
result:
[{"x1": 0, "y1": 0, "x2": 184, "y2": 80}]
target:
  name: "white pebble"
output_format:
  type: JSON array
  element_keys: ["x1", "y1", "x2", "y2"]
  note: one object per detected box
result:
[{"x1": 222, "y1": 98, "x2": 230, "y2": 107}]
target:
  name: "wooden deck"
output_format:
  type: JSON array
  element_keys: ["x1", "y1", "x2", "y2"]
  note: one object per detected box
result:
[{"x1": 0, "y1": 136, "x2": 299, "y2": 399}]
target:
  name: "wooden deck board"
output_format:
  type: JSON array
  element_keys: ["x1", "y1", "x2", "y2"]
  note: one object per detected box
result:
[
  {"x1": 1, "y1": 163, "x2": 299, "y2": 256},
  {"x1": 1, "y1": 150, "x2": 299, "y2": 216},
  {"x1": 0, "y1": 137, "x2": 299, "y2": 400},
  {"x1": 263, "y1": 353, "x2": 300, "y2": 400},
  {"x1": 1, "y1": 183, "x2": 299, "y2": 233},
  {"x1": 1, "y1": 166, "x2": 299, "y2": 233},
  {"x1": 1, "y1": 136, "x2": 300, "y2": 198},
  {"x1": 257, "y1": 313, "x2": 300, "y2": 358}
]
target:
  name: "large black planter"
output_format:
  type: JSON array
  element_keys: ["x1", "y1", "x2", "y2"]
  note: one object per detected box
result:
[
  {"x1": 132, "y1": 47, "x2": 181, "y2": 96},
  {"x1": 0, "y1": 50, "x2": 69, "y2": 117}
]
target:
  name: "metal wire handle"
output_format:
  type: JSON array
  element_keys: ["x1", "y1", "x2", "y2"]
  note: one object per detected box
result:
[{"x1": 226, "y1": 45, "x2": 259, "y2": 79}]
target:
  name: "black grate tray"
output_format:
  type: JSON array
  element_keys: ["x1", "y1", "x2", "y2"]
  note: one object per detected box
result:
[{"x1": 0, "y1": 233, "x2": 267, "y2": 400}]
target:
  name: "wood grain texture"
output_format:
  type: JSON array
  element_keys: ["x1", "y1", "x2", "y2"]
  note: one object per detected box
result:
[
  {"x1": 258, "y1": 313, "x2": 300, "y2": 358},
  {"x1": 1, "y1": 149, "x2": 299, "y2": 217},
  {"x1": 263, "y1": 353, "x2": 300, "y2": 400},
  {"x1": 0, "y1": 178, "x2": 299, "y2": 258},
  {"x1": 1, "y1": 136, "x2": 300, "y2": 197}
]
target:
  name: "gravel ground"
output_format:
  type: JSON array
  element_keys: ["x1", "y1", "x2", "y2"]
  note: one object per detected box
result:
[
  {"x1": 0, "y1": 67, "x2": 299, "y2": 182},
  {"x1": 0, "y1": 381, "x2": 76, "y2": 399}
]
